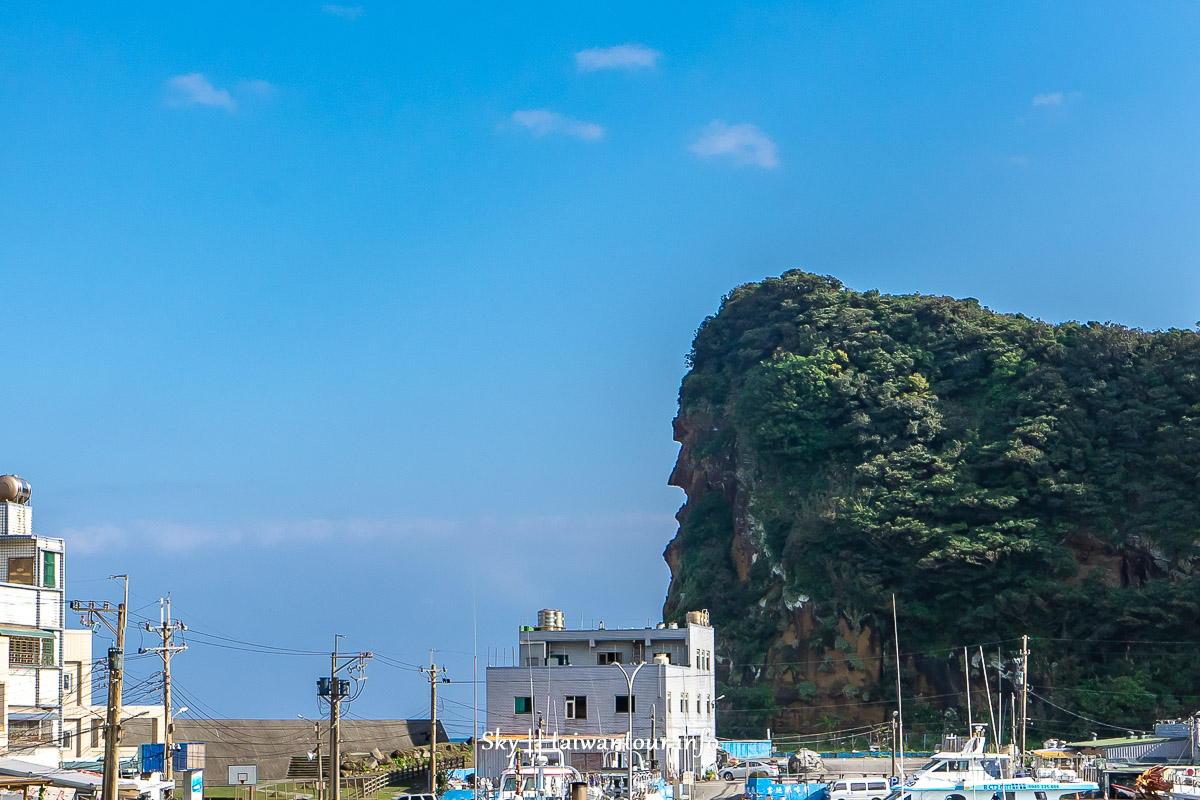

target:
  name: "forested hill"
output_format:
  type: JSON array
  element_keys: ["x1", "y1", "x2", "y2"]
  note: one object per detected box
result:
[{"x1": 663, "y1": 271, "x2": 1200, "y2": 739}]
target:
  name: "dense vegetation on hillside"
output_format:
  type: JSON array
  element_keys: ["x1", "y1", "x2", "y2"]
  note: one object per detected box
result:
[{"x1": 663, "y1": 271, "x2": 1200, "y2": 740}]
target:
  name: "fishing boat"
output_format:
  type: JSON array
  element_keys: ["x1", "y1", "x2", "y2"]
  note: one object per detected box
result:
[
  {"x1": 494, "y1": 743, "x2": 588, "y2": 800},
  {"x1": 884, "y1": 728, "x2": 1098, "y2": 800}
]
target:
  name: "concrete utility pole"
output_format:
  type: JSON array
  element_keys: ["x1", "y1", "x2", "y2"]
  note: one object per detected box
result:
[
  {"x1": 613, "y1": 661, "x2": 646, "y2": 800},
  {"x1": 420, "y1": 653, "x2": 449, "y2": 795},
  {"x1": 1020, "y1": 635, "x2": 1030, "y2": 759},
  {"x1": 71, "y1": 575, "x2": 129, "y2": 800},
  {"x1": 142, "y1": 597, "x2": 187, "y2": 791},
  {"x1": 322, "y1": 636, "x2": 371, "y2": 800}
]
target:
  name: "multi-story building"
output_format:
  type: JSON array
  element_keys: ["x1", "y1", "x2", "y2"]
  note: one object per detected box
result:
[
  {"x1": 61, "y1": 628, "x2": 166, "y2": 764},
  {"x1": 484, "y1": 609, "x2": 718, "y2": 780},
  {"x1": 0, "y1": 475, "x2": 65, "y2": 765}
]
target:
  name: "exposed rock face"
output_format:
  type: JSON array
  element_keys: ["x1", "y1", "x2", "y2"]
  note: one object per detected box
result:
[{"x1": 662, "y1": 271, "x2": 1200, "y2": 735}]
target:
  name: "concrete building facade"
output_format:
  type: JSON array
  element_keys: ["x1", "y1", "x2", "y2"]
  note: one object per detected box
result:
[
  {"x1": 484, "y1": 610, "x2": 718, "y2": 780},
  {"x1": 0, "y1": 480, "x2": 66, "y2": 765}
]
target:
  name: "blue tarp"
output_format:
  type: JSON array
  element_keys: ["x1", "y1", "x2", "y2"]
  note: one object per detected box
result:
[{"x1": 720, "y1": 740, "x2": 773, "y2": 760}]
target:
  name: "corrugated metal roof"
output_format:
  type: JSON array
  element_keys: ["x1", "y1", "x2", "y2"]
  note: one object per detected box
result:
[{"x1": 1065, "y1": 736, "x2": 1179, "y2": 748}]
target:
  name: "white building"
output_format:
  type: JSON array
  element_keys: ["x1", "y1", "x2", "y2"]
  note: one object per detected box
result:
[
  {"x1": 61, "y1": 628, "x2": 166, "y2": 765},
  {"x1": 484, "y1": 609, "x2": 718, "y2": 780},
  {"x1": 0, "y1": 475, "x2": 65, "y2": 765}
]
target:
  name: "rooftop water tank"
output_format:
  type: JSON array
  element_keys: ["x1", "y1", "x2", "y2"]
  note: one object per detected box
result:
[
  {"x1": 0, "y1": 476, "x2": 31, "y2": 505},
  {"x1": 538, "y1": 609, "x2": 565, "y2": 631}
]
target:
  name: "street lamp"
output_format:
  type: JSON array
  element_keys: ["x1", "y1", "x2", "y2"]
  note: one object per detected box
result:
[{"x1": 613, "y1": 661, "x2": 646, "y2": 800}]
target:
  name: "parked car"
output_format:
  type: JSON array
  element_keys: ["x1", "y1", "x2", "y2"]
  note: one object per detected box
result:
[
  {"x1": 830, "y1": 778, "x2": 891, "y2": 800},
  {"x1": 394, "y1": 793, "x2": 437, "y2": 800},
  {"x1": 721, "y1": 760, "x2": 780, "y2": 781}
]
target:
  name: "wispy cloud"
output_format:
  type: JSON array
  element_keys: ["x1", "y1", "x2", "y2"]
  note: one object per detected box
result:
[
  {"x1": 1032, "y1": 92, "x2": 1064, "y2": 107},
  {"x1": 240, "y1": 79, "x2": 277, "y2": 98},
  {"x1": 1008, "y1": 155, "x2": 1030, "y2": 167},
  {"x1": 575, "y1": 44, "x2": 662, "y2": 73},
  {"x1": 689, "y1": 120, "x2": 779, "y2": 168},
  {"x1": 321, "y1": 4, "x2": 363, "y2": 19},
  {"x1": 165, "y1": 73, "x2": 236, "y2": 111},
  {"x1": 510, "y1": 109, "x2": 605, "y2": 140},
  {"x1": 56, "y1": 512, "x2": 675, "y2": 555}
]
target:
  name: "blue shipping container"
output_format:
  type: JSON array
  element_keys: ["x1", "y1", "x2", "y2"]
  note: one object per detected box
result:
[{"x1": 720, "y1": 740, "x2": 773, "y2": 760}]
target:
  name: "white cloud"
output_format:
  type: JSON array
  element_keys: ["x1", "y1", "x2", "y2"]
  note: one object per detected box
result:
[
  {"x1": 689, "y1": 120, "x2": 780, "y2": 168},
  {"x1": 575, "y1": 44, "x2": 662, "y2": 73},
  {"x1": 510, "y1": 109, "x2": 605, "y2": 140},
  {"x1": 239, "y1": 79, "x2": 277, "y2": 98},
  {"x1": 1032, "y1": 92, "x2": 1064, "y2": 107},
  {"x1": 322, "y1": 4, "x2": 363, "y2": 19},
  {"x1": 166, "y1": 73, "x2": 236, "y2": 111}
]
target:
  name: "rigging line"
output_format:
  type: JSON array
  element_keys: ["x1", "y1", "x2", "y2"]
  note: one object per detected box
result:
[{"x1": 1025, "y1": 688, "x2": 1149, "y2": 733}]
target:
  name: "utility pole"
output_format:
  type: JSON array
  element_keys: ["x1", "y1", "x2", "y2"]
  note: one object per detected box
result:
[
  {"x1": 1019, "y1": 635, "x2": 1030, "y2": 759},
  {"x1": 420, "y1": 653, "x2": 449, "y2": 795},
  {"x1": 320, "y1": 636, "x2": 371, "y2": 800},
  {"x1": 71, "y1": 575, "x2": 129, "y2": 800},
  {"x1": 141, "y1": 597, "x2": 186, "y2": 792}
]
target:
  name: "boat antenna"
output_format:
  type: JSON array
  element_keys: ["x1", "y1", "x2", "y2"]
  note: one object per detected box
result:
[
  {"x1": 964, "y1": 646, "x2": 973, "y2": 731},
  {"x1": 473, "y1": 588, "x2": 479, "y2": 800},
  {"x1": 979, "y1": 645, "x2": 998, "y2": 753},
  {"x1": 892, "y1": 594, "x2": 905, "y2": 779}
]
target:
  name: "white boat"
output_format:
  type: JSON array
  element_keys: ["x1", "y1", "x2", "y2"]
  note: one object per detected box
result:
[
  {"x1": 885, "y1": 729, "x2": 1098, "y2": 800},
  {"x1": 495, "y1": 743, "x2": 588, "y2": 800}
]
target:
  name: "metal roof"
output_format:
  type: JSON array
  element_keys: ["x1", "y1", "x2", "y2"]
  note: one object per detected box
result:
[{"x1": 1065, "y1": 736, "x2": 1181, "y2": 748}]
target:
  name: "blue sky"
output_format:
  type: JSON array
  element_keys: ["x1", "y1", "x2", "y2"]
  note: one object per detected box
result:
[{"x1": 2, "y1": 1, "x2": 1198, "y2": 732}]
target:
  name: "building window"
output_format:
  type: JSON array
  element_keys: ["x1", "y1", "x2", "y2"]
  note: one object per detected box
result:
[
  {"x1": 42, "y1": 552, "x2": 56, "y2": 589},
  {"x1": 696, "y1": 697, "x2": 701, "y2": 713},
  {"x1": 565, "y1": 695, "x2": 588, "y2": 720},
  {"x1": 597, "y1": 652, "x2": 621, "y2": 665},
  {"x1": 62, "y1": 729, "x2": 73, "y2": 751},
  {"x1": 550, "y1": 654, "x2": 569, "y2": 666},
  {"x1": 63, "y1": 672, "x2": 74, "y2": 693},
  {"x1": 680, "y1": 693, "x2": 687, "y2": 713},
  {"x1": 515, "y1": 696, "x2": 532, "y2": 714},
  {"x1": 9, "y1": 636, "x2": 54, "y2": 667},
  {"x1": 615, "y1": 695, "x2": 636, "y2": 714},
  {"x1": 706, "y1": 695, "x2": 712, "y2": 714},
  {"x1": 9, "y1": 719, "x2": 52, "y2": 745},
  {"x1": 7, "y1": 557, "x2": 35, "y2": 586}
]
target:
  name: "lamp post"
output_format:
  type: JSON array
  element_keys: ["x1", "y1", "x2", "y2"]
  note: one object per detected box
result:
[{"x1": 613, "y1": 661, "x2": 646, "y2": 800}]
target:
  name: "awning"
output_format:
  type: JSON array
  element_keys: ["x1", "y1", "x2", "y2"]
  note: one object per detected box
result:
[{"x1": 0, "y1": 628, "x2": 53, "y2": 640}]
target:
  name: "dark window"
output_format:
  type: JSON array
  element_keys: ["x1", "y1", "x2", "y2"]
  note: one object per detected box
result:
[
  {"x1": 7, "y1": 557, "x2": 34, "y2": 586},
  {"x1": 9, "y1": 636, "x2": 53, "y2": 667},
  {"x1": 1035, "y1": 793, "x2": 1048, "y2": 800},
  {"x1": 550, "y1": 654, "x2": 569, "y2": 666},
  {"x1": 515, "y1": 696, "x2": 532, "y2": 714},
  {"x1": 597, "y1": 652, "x2": 621, "y2": 665},
  {"x1": 565, "y1": 695, "x2": 588, "y2": 719},
  {"x1": 945, "y1": 795, "x2": 967, "y2": 800},
  {"x1": 616, "y1": 695, "x2": 636, "y2": 714}
]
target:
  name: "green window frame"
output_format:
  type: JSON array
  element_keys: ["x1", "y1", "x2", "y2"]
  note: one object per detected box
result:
[
  {"x1": 42, "y1": 552, "x2": 56, "y2": 589},
  {"x1": 515, "y1": 696, "x2": 532, "y2": 714}
]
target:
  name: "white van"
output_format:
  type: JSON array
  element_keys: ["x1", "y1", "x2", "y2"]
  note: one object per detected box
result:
[{"x1": 830, "y1": 778, "x2": 892, "y2": 800}]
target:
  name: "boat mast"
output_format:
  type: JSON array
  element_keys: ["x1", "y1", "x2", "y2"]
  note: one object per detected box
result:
[
  {"x1": 964, "y1": 646, "x2": 973, "y2": 732},
  {"x1": 979, "y1": 646, "x2": 998, "y2": 753},
  {"x1": 893, "y1": 594, "x2": 905, "y2": 778}
]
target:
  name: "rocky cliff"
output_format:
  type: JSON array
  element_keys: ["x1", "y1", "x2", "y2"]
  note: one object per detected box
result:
[{"x1": 663, "y1": 272, "x2": 1200, "y2": 738}]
